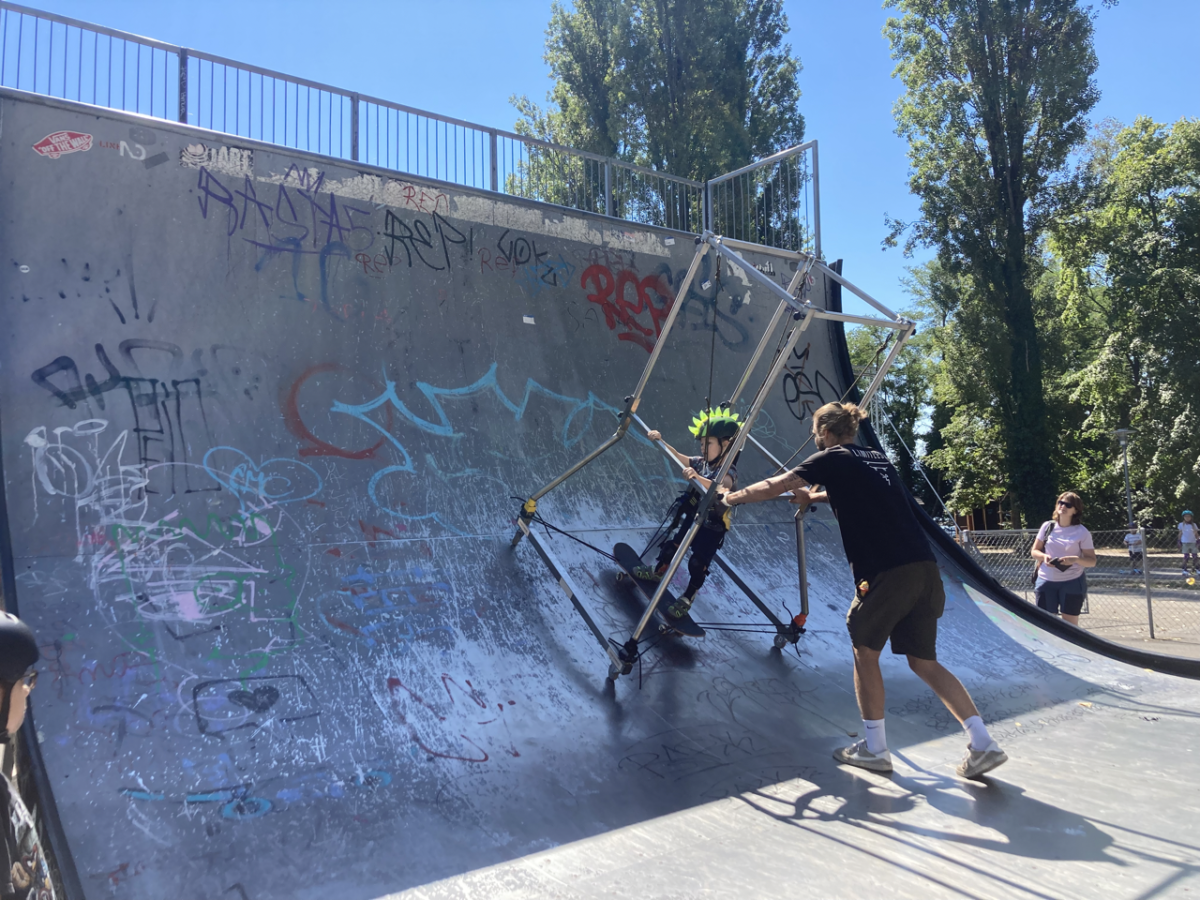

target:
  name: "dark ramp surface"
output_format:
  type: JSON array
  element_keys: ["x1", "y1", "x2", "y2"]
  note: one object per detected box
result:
[{"x1": 0, "y1": 92, "x2": 1197, "y2": 900}]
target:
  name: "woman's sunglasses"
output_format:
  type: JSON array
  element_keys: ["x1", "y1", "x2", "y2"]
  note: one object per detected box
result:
[{"x1": 1057, "y1": 500, "x2": 1076, "y2": 508}]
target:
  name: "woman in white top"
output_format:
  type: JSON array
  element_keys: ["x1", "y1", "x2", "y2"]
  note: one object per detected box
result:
[{"x1": 1030, "y1": 492, "x2": 1097, "y2": 625}]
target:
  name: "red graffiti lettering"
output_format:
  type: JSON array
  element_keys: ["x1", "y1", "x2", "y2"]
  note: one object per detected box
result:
[
  {"x1": 282, "y1": 363, "x2": 392, "y2": 459},
  {"x1": 387, "y1": 676, "x2": 490, "y2": 763},
  {"x1": 580, "y1": 265, "x2": 674, "y2": 353}
]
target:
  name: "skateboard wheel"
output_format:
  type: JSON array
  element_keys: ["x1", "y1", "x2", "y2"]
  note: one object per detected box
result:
[
  {"x1": 607, "y1": 663, "x2": 620, "y2": 681},
  {"x1": 615, "y1": 572, "x2": 626, "y2": 583},
  {"x1": 773, "y1": 634, "x2": 788, "y2": 649}
]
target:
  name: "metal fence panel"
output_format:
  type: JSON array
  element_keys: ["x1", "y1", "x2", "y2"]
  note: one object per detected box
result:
[
  {"x1": 183, "y1": 51, "x2": 353, "y2": 159},
  {"x1": 0, "y1": 3, "x2": 178, "y2": 119},
  {"x1": 708, "y1": 141, "x2": 819, "y2": 256},
  {"x1": 963, "y1": 528, "x2": 1200, "y2": 650},
  {"x1": 0, "y1": 0, "x2": 758, "y2": 240}
]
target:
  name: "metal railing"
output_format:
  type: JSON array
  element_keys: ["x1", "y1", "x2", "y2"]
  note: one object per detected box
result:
[
  {"x1": 708, "y1": 141, "x2": 819, "y2": 256},
  {"x1": 181, "y1": 50, "x2": 353, "y2": 159},
  {"x1": 0, "y1": 2, "x2": 177, "y2": 118},
  {"x1": 962, "y1": 528, "x2": 1200, "y2": 651},
  {"x1": 0, "y1": 1, "x2": 710, "y2": 234}
]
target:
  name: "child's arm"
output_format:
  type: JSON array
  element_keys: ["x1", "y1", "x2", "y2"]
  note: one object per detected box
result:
[
  {"x1": 646, "y1": 430, "x2": 691, "y2": 468},
  {"x1": 681, "y1": 467, "x2": 734, "y2": 492}
]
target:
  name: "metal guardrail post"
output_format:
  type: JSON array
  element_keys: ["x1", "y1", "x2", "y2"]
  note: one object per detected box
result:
[
  {"x1": 811, "y1": 140, "x2": 822, "y2": 260},
  {"x1": 350, "y1": 94, "x2": 359, "y2": 161},
  {"x1": 177, "y1": 48, "x2": 188, "y2": 124},
  {"x1": 489, "y1": 131, "x2": 499, "y2": 192},
  {"x1": 704, "y1": 180, "x2": 712, "y2": 232},
  {"x1": 1141, "y1": 526, "x2": 1155, "y2": 639},
  {"x1": 604, "y1": 160, "x2": 612, "y2": 217}
]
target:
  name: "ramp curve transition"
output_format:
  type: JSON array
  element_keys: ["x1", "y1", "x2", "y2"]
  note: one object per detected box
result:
[{"x1": 1, "y1": 91, "x2": 1198, "y2": 900}]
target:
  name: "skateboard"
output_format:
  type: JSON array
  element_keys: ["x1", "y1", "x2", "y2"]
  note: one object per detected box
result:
[{"x1": 612, "y1": 542, "x2": 705, "y2": 638}]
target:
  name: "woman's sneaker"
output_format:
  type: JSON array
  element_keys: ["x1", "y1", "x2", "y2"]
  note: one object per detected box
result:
[
  {"x1": 956, "y1": 741, "x2": 1008, "y2": 779},
  {"x1": 832, "y1": 740, "x2": 893, "y2": 773}
]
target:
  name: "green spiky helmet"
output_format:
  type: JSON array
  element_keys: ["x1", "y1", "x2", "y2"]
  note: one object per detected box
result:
[{"x1": 689, "y1": 407, "x2": 741, "y2": 440}]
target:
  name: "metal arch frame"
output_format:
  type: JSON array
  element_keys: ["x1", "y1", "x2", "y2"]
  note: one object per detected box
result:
[{"x1": 512, "y1": 232, "x2": 916, "y2": 680}]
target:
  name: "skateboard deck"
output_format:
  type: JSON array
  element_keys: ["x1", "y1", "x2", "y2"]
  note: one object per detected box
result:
[{"x1": 612, "y1": 542, "x2": 705, "y2": 638}]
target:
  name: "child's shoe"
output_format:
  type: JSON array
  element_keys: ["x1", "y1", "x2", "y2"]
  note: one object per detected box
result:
[
  {"x1": 667, "y1": 594, "x2": 695, "y2": 618},
  {"x1": 631, "y1": 565, "x2": 664, "y2": 582}
]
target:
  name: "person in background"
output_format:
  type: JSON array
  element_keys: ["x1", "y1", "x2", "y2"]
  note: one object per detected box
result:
[
  {"x1": 0, "y1": 611, "x2": 54, "y2": 900},
  {"x1": 1179, "y1": 510, "x2": 1197, "y2": 576},
  {"x1": 1030, "y1": 492, "x2": 1097, "y2": 626},
  {"x1": 1123, "y1": 527, "x2": 1144, "y2": 575}
]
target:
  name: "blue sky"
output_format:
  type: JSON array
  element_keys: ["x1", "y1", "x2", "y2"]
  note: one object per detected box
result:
[{"x1": 21, "y1": 1, "x2": 1200, "y2": 316}]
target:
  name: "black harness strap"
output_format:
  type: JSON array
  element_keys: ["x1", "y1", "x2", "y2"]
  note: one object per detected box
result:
[{"x1": 529, "y1": 513, "x2": 618, "y2": 563}]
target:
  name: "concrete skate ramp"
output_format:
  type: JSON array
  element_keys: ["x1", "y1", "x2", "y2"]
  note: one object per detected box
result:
[{"x1": 1, "y1": 92, "x2": 1198, "y2": 900}]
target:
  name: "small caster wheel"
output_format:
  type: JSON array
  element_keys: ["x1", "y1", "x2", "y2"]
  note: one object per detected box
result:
[
  {"x1": 615, "y1": 572, "x2": 626, "y2": 583},
  {"x1": 607, "y1": 663, "x2": 620, "y2": 682},
  {"x1": 773, "y1": 634, "x2": 788, "y2": 650}
]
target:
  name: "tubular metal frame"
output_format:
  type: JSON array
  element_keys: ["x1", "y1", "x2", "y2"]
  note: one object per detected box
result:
[{"x1": 512, "y1": 233, "x2": 913, "y2": 680}]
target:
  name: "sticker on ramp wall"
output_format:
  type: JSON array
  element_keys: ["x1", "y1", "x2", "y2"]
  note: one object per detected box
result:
[{"x1": 32, "y1": 131, "x2": 93, "y2": 158}]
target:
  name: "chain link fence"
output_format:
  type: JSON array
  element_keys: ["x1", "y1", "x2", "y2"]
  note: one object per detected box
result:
[{"x1": 960, "y1": 528, "x2": 1200, "y2": 651}]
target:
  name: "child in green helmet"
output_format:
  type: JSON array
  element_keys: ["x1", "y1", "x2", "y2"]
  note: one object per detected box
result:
[{"x1": 634, "y1": 408, "x2": 740, "y2": 618}]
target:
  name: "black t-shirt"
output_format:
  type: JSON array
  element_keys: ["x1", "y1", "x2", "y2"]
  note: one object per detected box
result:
[
  {"x1": 791, "y1": 444, "x2": 933, "y2": 584},
  {"x1": 2, "y1": 774, "x2": 56, "y2": 900}
]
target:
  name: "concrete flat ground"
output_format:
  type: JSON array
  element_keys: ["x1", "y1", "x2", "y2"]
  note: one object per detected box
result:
[{"x1": 391, "y1": 566, "x2": 1200, "y2": 900}]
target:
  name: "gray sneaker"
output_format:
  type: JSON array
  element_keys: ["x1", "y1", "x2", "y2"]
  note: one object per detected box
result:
[
  {"x1": 832, "y1": 740, "x2": 893, "y2": 773},
  {"x1": 956, "y1": 741, "x2": 1008, "y2": 779}
]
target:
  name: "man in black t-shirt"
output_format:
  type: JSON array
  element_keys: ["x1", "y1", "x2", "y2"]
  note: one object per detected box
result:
[
  {"x1": 0, "y1": 613, "x2": 56, "y2": 900},
  {"x1": 722, "y1": 402, "x2": 1007, "y2": 780}
]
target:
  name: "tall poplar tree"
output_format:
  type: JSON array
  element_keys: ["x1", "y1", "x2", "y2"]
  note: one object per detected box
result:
[
  {"x1": 884, "y1": 0, "x2": 1102, "y2": 523},
  {"x1": 514, "y1": 0, "x2": 805, "y2": 182}
]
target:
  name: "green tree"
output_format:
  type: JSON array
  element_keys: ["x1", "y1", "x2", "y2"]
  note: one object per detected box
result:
[
  {"x1": 1051, "y1": 116, "x2": 1200, "y2": 523},
  {"x1": 847, "y1": 321, "x2": 939, "y2": 508},
  {"x1": 519, "y1": 0, "x2": 805, "y2": 180},
  {"x1": 884, "y1": 0, "x2": 1102, "y2": 525},
  {"x1": 510, "y1": 0, "x2": 805, "y2": 229}
]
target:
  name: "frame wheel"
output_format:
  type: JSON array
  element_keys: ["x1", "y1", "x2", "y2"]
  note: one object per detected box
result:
[
  {"x1": 773, "y1": 634, "x2": 788, "y2": 650},
  {"x1": 607, "y1": 663, "x2": 621, "y2": 681}
]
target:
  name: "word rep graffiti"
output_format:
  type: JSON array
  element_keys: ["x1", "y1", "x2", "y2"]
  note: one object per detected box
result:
[{"x1": 380, "y1": 209, "x2": 467, "y2": 272}]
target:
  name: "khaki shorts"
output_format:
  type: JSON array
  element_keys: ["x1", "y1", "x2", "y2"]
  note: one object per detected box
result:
[{"x1": 846, "y1": 560, "x2": 945, "y2": 659}]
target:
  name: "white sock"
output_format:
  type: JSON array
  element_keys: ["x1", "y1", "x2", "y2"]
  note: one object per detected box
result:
[
  {"x1": 863, "y1": 718, "x2": 887, "y2": 754},
  {"x1": 964, "y1": 715, "x2": 992, "y2": 751}
]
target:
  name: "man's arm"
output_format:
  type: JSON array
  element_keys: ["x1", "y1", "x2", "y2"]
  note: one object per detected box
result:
[{"x1": 724, "y1": 470, "x2": 808, "y2": 506}]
